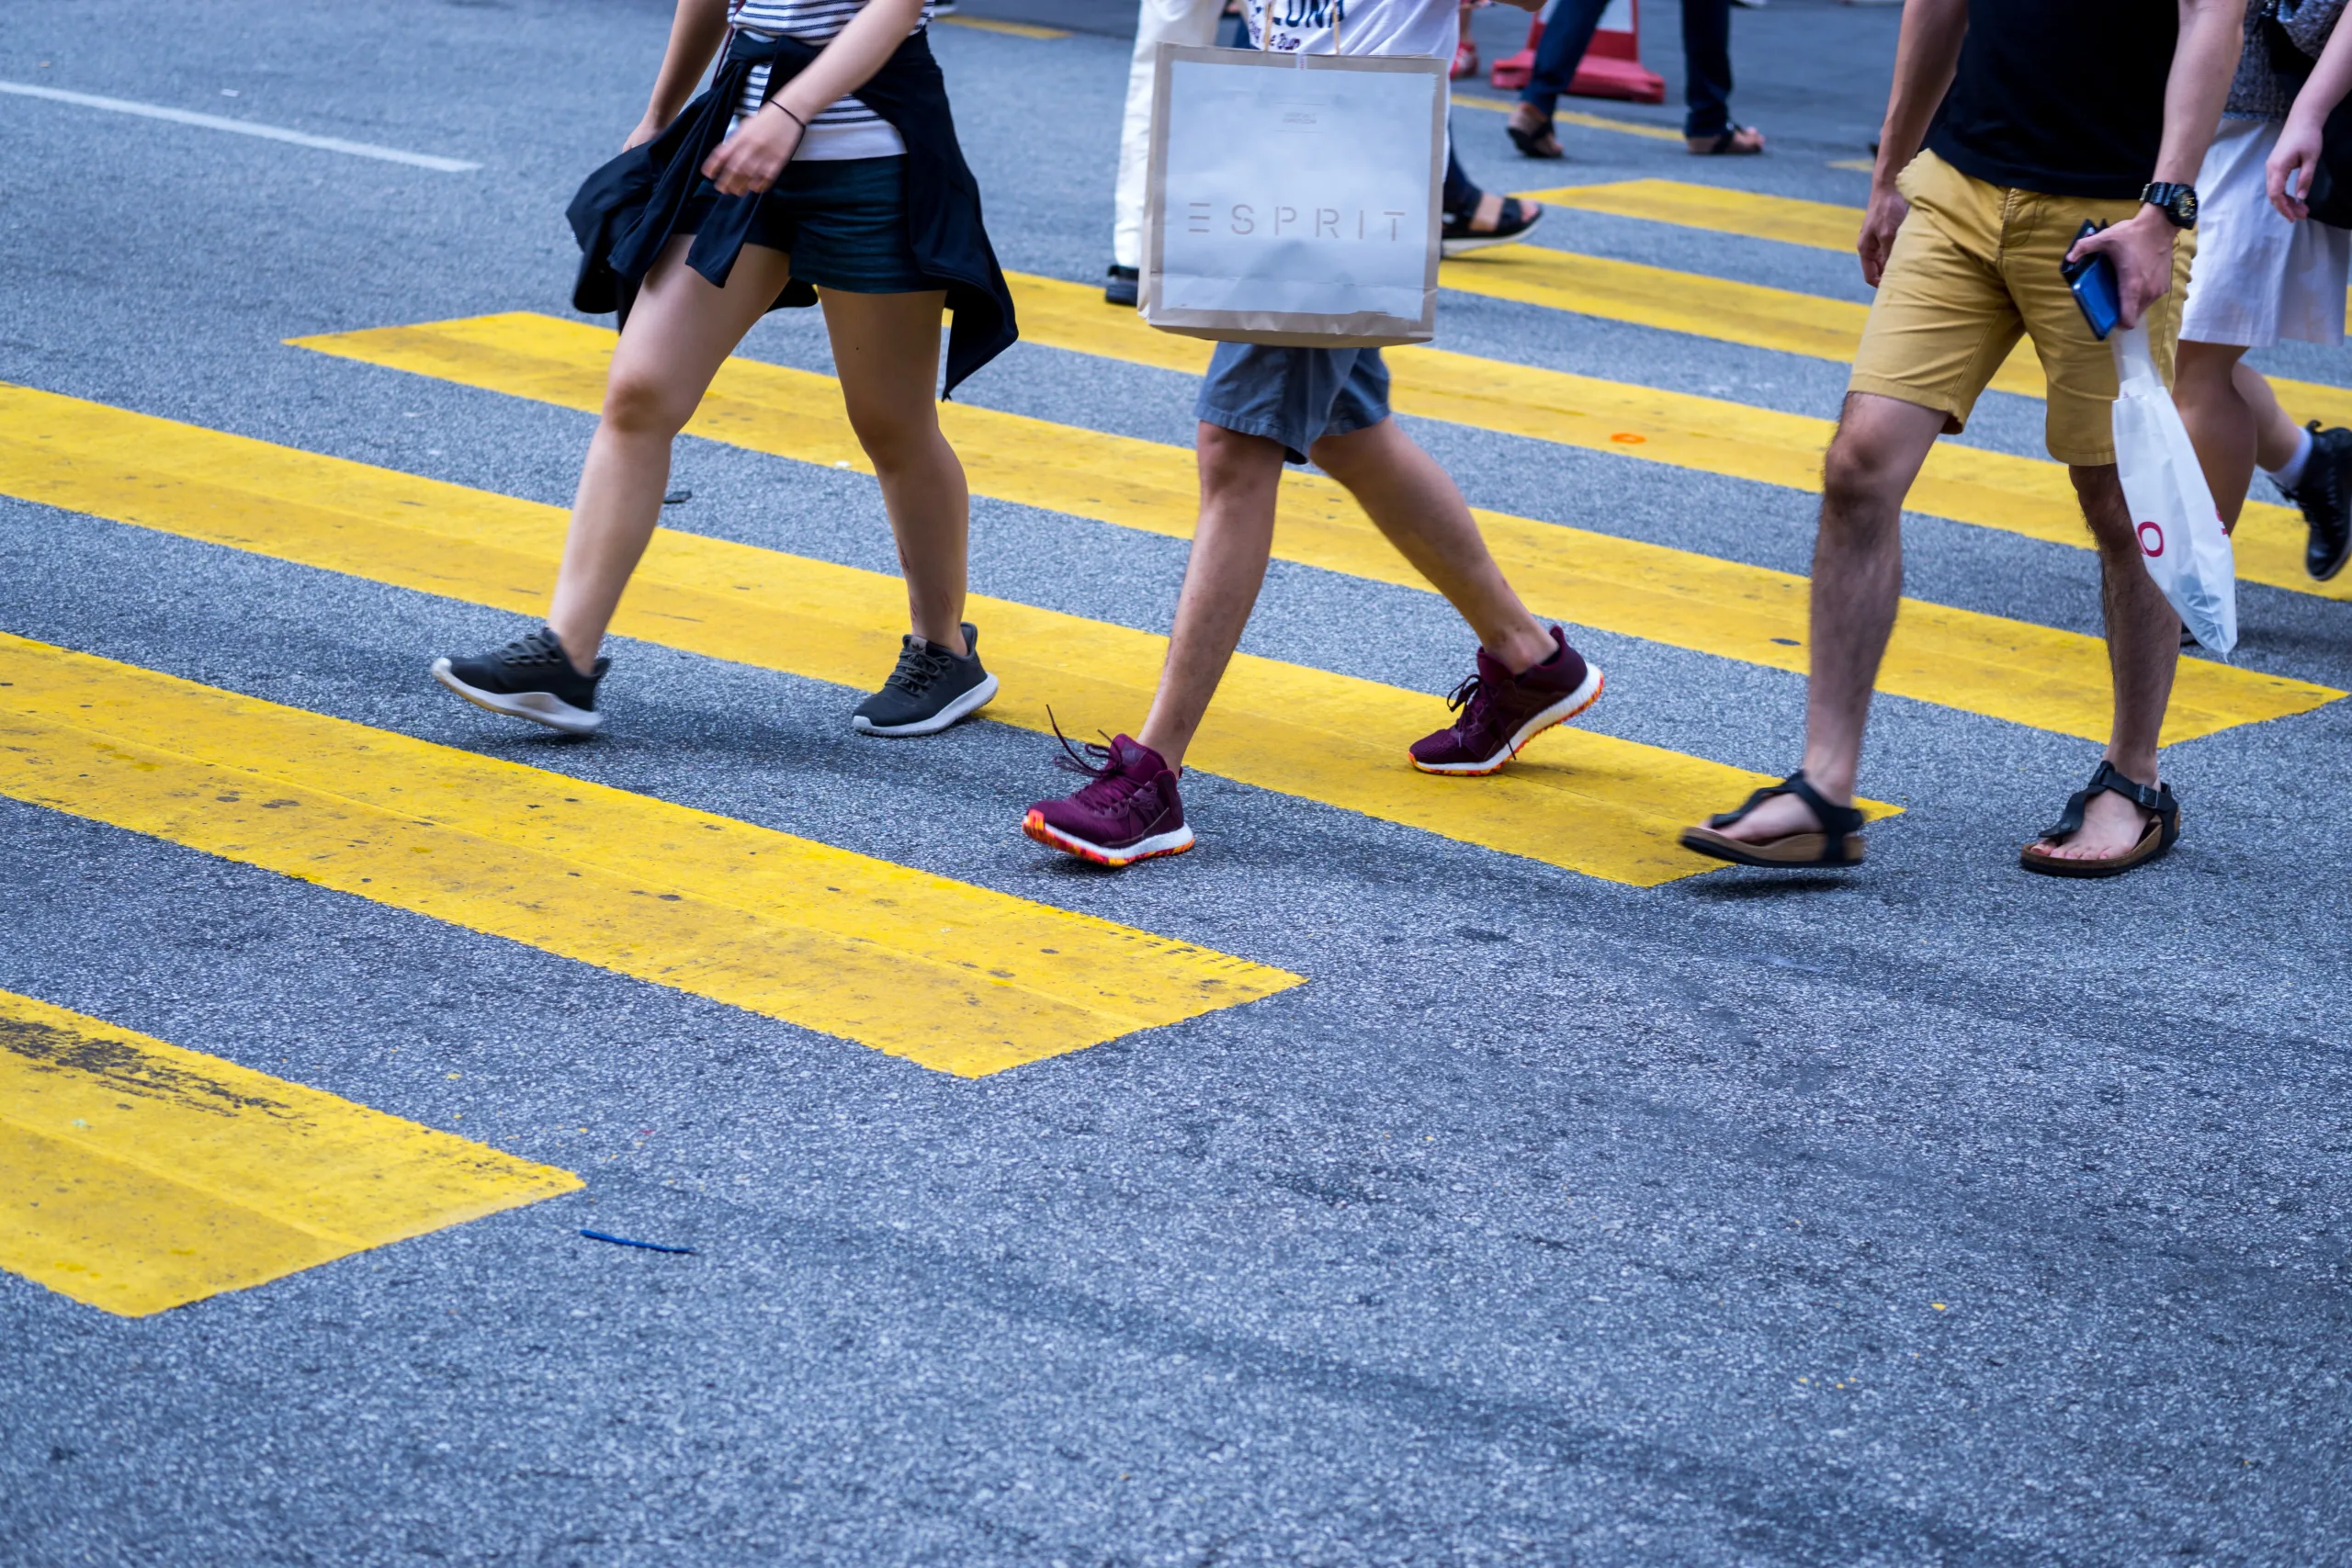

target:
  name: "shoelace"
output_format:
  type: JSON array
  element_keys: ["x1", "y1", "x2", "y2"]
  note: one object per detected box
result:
[
  {"x1": 1443, "y1": 671, "x2": 1494, "y2": 735},
  {"x1": 495, "y1": 630, "x2": 568, "y2": 668},
  {"x1": 882, "y1": 639, "x2": 956, "y2": 696},
  {"x1": 1047, "y1": 712, "x2": 1148, "y2": 811}
]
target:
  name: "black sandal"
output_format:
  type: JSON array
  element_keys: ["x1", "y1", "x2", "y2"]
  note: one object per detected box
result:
[
  {"x1": 1508, "y1": 116, "x2": 1565, "y2": 160},
  {"x1": 2018, "y1": 760, "x2": 2179, "y2": 878},
  {"x1": 1442, "y1": 196, "x2": 1544, "y2": 257},
  {"x1": 1688, "y1": 123, "x2": 1765, "y2": 156},
  {"x1": 1679, "y1": 769, "x2": 1865, "y2": 868}
]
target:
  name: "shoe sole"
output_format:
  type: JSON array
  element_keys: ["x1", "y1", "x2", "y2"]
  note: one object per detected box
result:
[
  {"x1": 1410, "y1": 665, "x2": 1604, "y2": 776},
  {"x1": 853, "y1": 672, "x2": 999, "y2": 738},
  {"x1": 1022, "y1": 810, "x2": 1195, "y2": 869},
  {"x1": 1678, "y1": 825, "x2": 1864, "y2": 868},
  {"x1": 431, "y1": 659, "x2": 602, "y2": 736},
  {"x1": 1441, "y1": 216, "x2": 1543, "y2": 259}
]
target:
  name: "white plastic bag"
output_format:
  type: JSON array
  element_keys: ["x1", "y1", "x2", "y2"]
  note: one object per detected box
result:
[
  {"x1": 2110, "y1": 324, "x2": 2238, "y2": 654},
  {"x1": 1140, "y1": 44, "x2": 1446, "y2": 347}
]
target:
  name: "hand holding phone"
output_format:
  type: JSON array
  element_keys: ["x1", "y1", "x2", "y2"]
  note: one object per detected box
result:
[{"x1": 2061, "y1": 219, "x2": 2122, "y2": 340}]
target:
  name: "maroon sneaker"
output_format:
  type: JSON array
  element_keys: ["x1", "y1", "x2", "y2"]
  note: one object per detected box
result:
[
  {"x1": 1408, "y1": 626, "x2": 1603, "y2": 775},
  {"x1": 1023, "y1": 732, "x2": 1195, "y2": 868}
]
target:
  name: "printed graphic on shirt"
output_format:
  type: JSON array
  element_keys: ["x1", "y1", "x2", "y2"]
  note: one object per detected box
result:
[{"x1": 1241, "y1": 0, "x2": 1457, "y2": 61}]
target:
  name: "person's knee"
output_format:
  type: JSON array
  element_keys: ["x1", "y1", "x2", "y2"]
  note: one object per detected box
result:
[
  {"x1": 2068, "y1": 463, "x2": 2135, "y2": 547},
  {"x1": 842, "y1": 394, "x2": 940, "y2": 471},
  {"x1": 600, "y1": 362, "x2": 693, "y2": 438},
  {"x1": 1819, "y1": 423, "x2": 1915, "y2": 516},
  {"x1": 1196, "y1": 423, "x2": 1283, "y2": 492}
]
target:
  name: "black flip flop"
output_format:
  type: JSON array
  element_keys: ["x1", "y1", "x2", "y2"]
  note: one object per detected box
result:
[
  {"x1": 1508, "y1": 118, "x2": 1565, "y2": 160},
  {"x1": 1442, "y1": 196, "x2": 1544, "y2": 257},
  {"x1": 2018, "y1": 761, "x2": 2179, "y2": 878},
  {"x1": 1679, "y1": 769, "x2": 1865, "y2": 868},
  {"x1": 1689, "y1": 123, "x2": 1764, "y2": 155}
]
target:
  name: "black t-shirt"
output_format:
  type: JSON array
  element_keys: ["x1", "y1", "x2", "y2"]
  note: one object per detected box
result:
[{"x1": 1924, "y1": 0, "x2": 2179, "y2": 200}]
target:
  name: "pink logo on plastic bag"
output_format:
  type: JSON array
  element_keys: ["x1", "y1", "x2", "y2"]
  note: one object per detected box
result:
[{"x1": 2137, "y1": 521, "x2": 2165, "y2": 558}]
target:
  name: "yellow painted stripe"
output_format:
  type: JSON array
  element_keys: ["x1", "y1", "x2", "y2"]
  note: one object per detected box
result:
[
  {"x1": 0, "y1": 987, "x2": 580, "y2": 1316},
  {"x1": 1442, "y1": 240, "x2": 2056, "y2": 397},
  {"x1": 1523, "y1": 177, "x2": 1863, "y2": 253},
  {"x1": 0, "y1": 633, "x2": 1299, "y2": 1075},
  {"x1": 285, "y1": 310, "x2": 2337, "y2": 744},
  {"x1": 0, "y1": 384, "x2": 1792, "y2": 886},
  {"x1": 1500, "y1": 178, "x2": 2352, "y2": 446},
  {"x1": 935, "y1": 15, "x2": 1069, "y2": 38},
  {"x1": 1453, "y1": 92, "x2": 1688, "y2": 143}
]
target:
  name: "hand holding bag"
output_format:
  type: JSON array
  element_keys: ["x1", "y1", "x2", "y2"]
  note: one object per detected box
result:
[
  {"x1": 1140, "y1": 40, "x2": 1448, "y2": 346},
  {"x1": 2111, "y1": 325, "x2": 2239, "y2": 654}
]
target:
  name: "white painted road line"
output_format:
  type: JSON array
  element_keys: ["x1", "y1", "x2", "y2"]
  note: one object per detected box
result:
[{"x1": 0, "y1": 81, "x2": 481, "y2": 172}]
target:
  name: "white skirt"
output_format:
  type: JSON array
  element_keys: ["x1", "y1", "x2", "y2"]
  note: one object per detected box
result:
[{"x1": 2181, "y1": 116, "x2": 2351, "y2": 348}]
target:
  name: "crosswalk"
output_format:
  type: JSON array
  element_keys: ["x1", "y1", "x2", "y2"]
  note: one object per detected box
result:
[
  {"x1": 6, "y1": 166, "x2": 2347, "y2": 1316},
  {"x1": 0, "y1": 987, "x2": 579, "y2": 1315},
  {"x1": 283, "y1": 312, "x2": 2338, "y2": 742}
]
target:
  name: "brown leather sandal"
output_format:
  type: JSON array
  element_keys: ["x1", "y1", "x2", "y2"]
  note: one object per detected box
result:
[
  {"x1": 2018, "y1": 761, "x2": 2179, "y2": 878},
  {"x1": 1679, "y1": 769, "x2": 1865, "y2": 868}
]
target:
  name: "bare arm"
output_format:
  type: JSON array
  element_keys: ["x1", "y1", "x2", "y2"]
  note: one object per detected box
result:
[
  {"x1": 1859, "y1": 0, "x2": 1967, "y2": 288},
  {"x1": 2269, "y1": 14, "x2": 2352, "y2": 219},
  {"x1": 704, "y1": 0, "x2": 930, "y2": 196},
  {"x1": 2069, "y1": 0, "x2": 2243, "y2": 328},
  {"x1": 629, "y1": 0, "x2": 733, "y2": 150}
]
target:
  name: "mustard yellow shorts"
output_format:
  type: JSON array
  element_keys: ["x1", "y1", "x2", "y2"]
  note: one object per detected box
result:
[{"x1": 1848, "y1": 150, "x2": 2195, "y2": 468}]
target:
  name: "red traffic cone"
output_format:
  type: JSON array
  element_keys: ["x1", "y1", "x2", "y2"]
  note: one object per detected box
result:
[{"x1": 1490, "y1": 0, "x2": 1668, "y2": 103}]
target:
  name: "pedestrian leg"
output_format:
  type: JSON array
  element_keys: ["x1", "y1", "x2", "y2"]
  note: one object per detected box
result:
[
  {"x1": 1685, "y1": 391, "x2": 1945, "y2": 850},
  {"x1": 1508, "y1": 0, "x2": 1610, "y2": 158},
  {"x1": 1681, "y1": 0, "x2": 1761, "y2": 153},
  {"x1": 1108, "y1": 0, "x2": 1226, "y2": 293},
  {"x1": 2174, "y1": 339, "x2": 2256, "y2": 527},
  {"x1": 2022, "y1": 464, "x2": 2184, "y2": 864},
  {"x1": 548, "y1": 238, "x2": 797, "y2": 665}
]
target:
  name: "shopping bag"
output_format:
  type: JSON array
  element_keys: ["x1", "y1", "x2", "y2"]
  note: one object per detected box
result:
[
  {"x1": 1141, "y1": 43, "x2": 1447, "y2": 347},
  {"x1": 2111, "y1": 324, "x2": 2238, "y2": 655}
]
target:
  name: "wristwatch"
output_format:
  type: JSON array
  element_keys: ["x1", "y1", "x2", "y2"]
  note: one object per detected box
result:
[{"x1": 2140, "y1": 182, "x2": 2199, "y2": 229}]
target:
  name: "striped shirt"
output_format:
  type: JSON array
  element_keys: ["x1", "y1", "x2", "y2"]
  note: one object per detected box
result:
[{"x1": 731, "y1": 0, "x2": 933, "y2": 160}]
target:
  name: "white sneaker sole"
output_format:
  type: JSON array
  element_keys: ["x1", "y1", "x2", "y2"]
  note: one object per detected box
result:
[
  {"x1": 431, "y1": 659, "x2": 603, "y2": 736},
  {"x1": 1411, "y1": 664, "x2": 1604, "y2": 775},
  {"x1": 1022, "y1": 812, "x2": 1196, "y2": 869},
  {"x1": 854, "y1": 671, "x2": 999, "y2": 738}
]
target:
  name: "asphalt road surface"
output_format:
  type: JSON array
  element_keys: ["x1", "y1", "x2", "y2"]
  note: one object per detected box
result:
[{"x1": 5, "y1": 1, "x2": 2350, "y2": 1563}]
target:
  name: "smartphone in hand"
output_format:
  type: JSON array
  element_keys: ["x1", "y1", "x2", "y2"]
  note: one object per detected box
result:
[{"x1": 2061, "y1": 219, "x2": 2122, "y2": 340}]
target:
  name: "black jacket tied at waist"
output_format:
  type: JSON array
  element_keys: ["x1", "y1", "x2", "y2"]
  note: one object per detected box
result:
[{"x1": 566, "y1": 28, "x2": 1016, "y2": 398}]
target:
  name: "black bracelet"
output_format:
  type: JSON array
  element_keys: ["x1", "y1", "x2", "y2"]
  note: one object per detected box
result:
[{"x1": 774, "y1": 103, "x2": 808, "y2": 130}]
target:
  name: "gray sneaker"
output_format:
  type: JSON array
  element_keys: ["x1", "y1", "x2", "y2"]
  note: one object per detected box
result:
[{"x1": 853, "y1": 622, "x2": 999, "y2": 737}]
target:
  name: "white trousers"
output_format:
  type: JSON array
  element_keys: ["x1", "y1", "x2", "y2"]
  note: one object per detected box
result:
[{"x1": 1112, "y1": 0, "x2": 1227, "y2": 269}]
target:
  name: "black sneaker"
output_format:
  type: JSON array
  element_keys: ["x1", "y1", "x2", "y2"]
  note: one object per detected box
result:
[
  {"x1": 1104, "y1": 265, "x2": 1138, "y2": 307},
  {"x1": 852, "y1": 622, "x2": 998, "y2": 737},
  {"x1": 431, "y1": 626, "x2": 607, "y2": 736},
  {"x1": 2281, "y1": 422, "x2": 2352, "y2": 581}
]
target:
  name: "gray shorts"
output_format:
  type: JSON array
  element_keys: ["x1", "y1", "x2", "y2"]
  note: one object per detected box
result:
[{"x1": 1193, "y1": 342, "x2": 1393, "y2": 465}]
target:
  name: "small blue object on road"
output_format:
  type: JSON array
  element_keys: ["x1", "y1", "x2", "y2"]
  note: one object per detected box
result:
[{"x1": 578, "y1": 1229, "x2": 695, "y2": 1255}]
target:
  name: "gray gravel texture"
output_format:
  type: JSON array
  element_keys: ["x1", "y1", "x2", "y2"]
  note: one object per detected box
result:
[{"x1": 3, "y1": 1, "x2": 2350, "y2": 1564}]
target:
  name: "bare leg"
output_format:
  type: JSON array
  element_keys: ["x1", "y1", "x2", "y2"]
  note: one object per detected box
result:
[
  {"x1": 1135, "y1": 425, "x2": 1287, "y2": 771},
  {"x1": 1707, "y1": 392, "x2": 1945, "y2": 844},
  {"x1": 547, "y1": 238, "x2": 795, "y2": 671},
  {"x1": 2030, "y1": 464, "x2": 2182, "y2": 861},
  {"x1": 2235, "y1": 361, "x2": 2308, "y2": 473},
  {"x1": 820, "y1": 288, "x2": 970, "y2": 655},
  {"x1": 1307, "y1": 417, "x2": 1555, "y2": 673},
  {"x1": 2174, "y1": 339, "x2": 2256, "y2": 528}
]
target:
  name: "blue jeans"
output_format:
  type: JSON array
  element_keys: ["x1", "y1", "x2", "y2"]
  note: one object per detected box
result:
[{"x1": 1518, "y1": 0, "x2": 1735, "y2": 141}]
